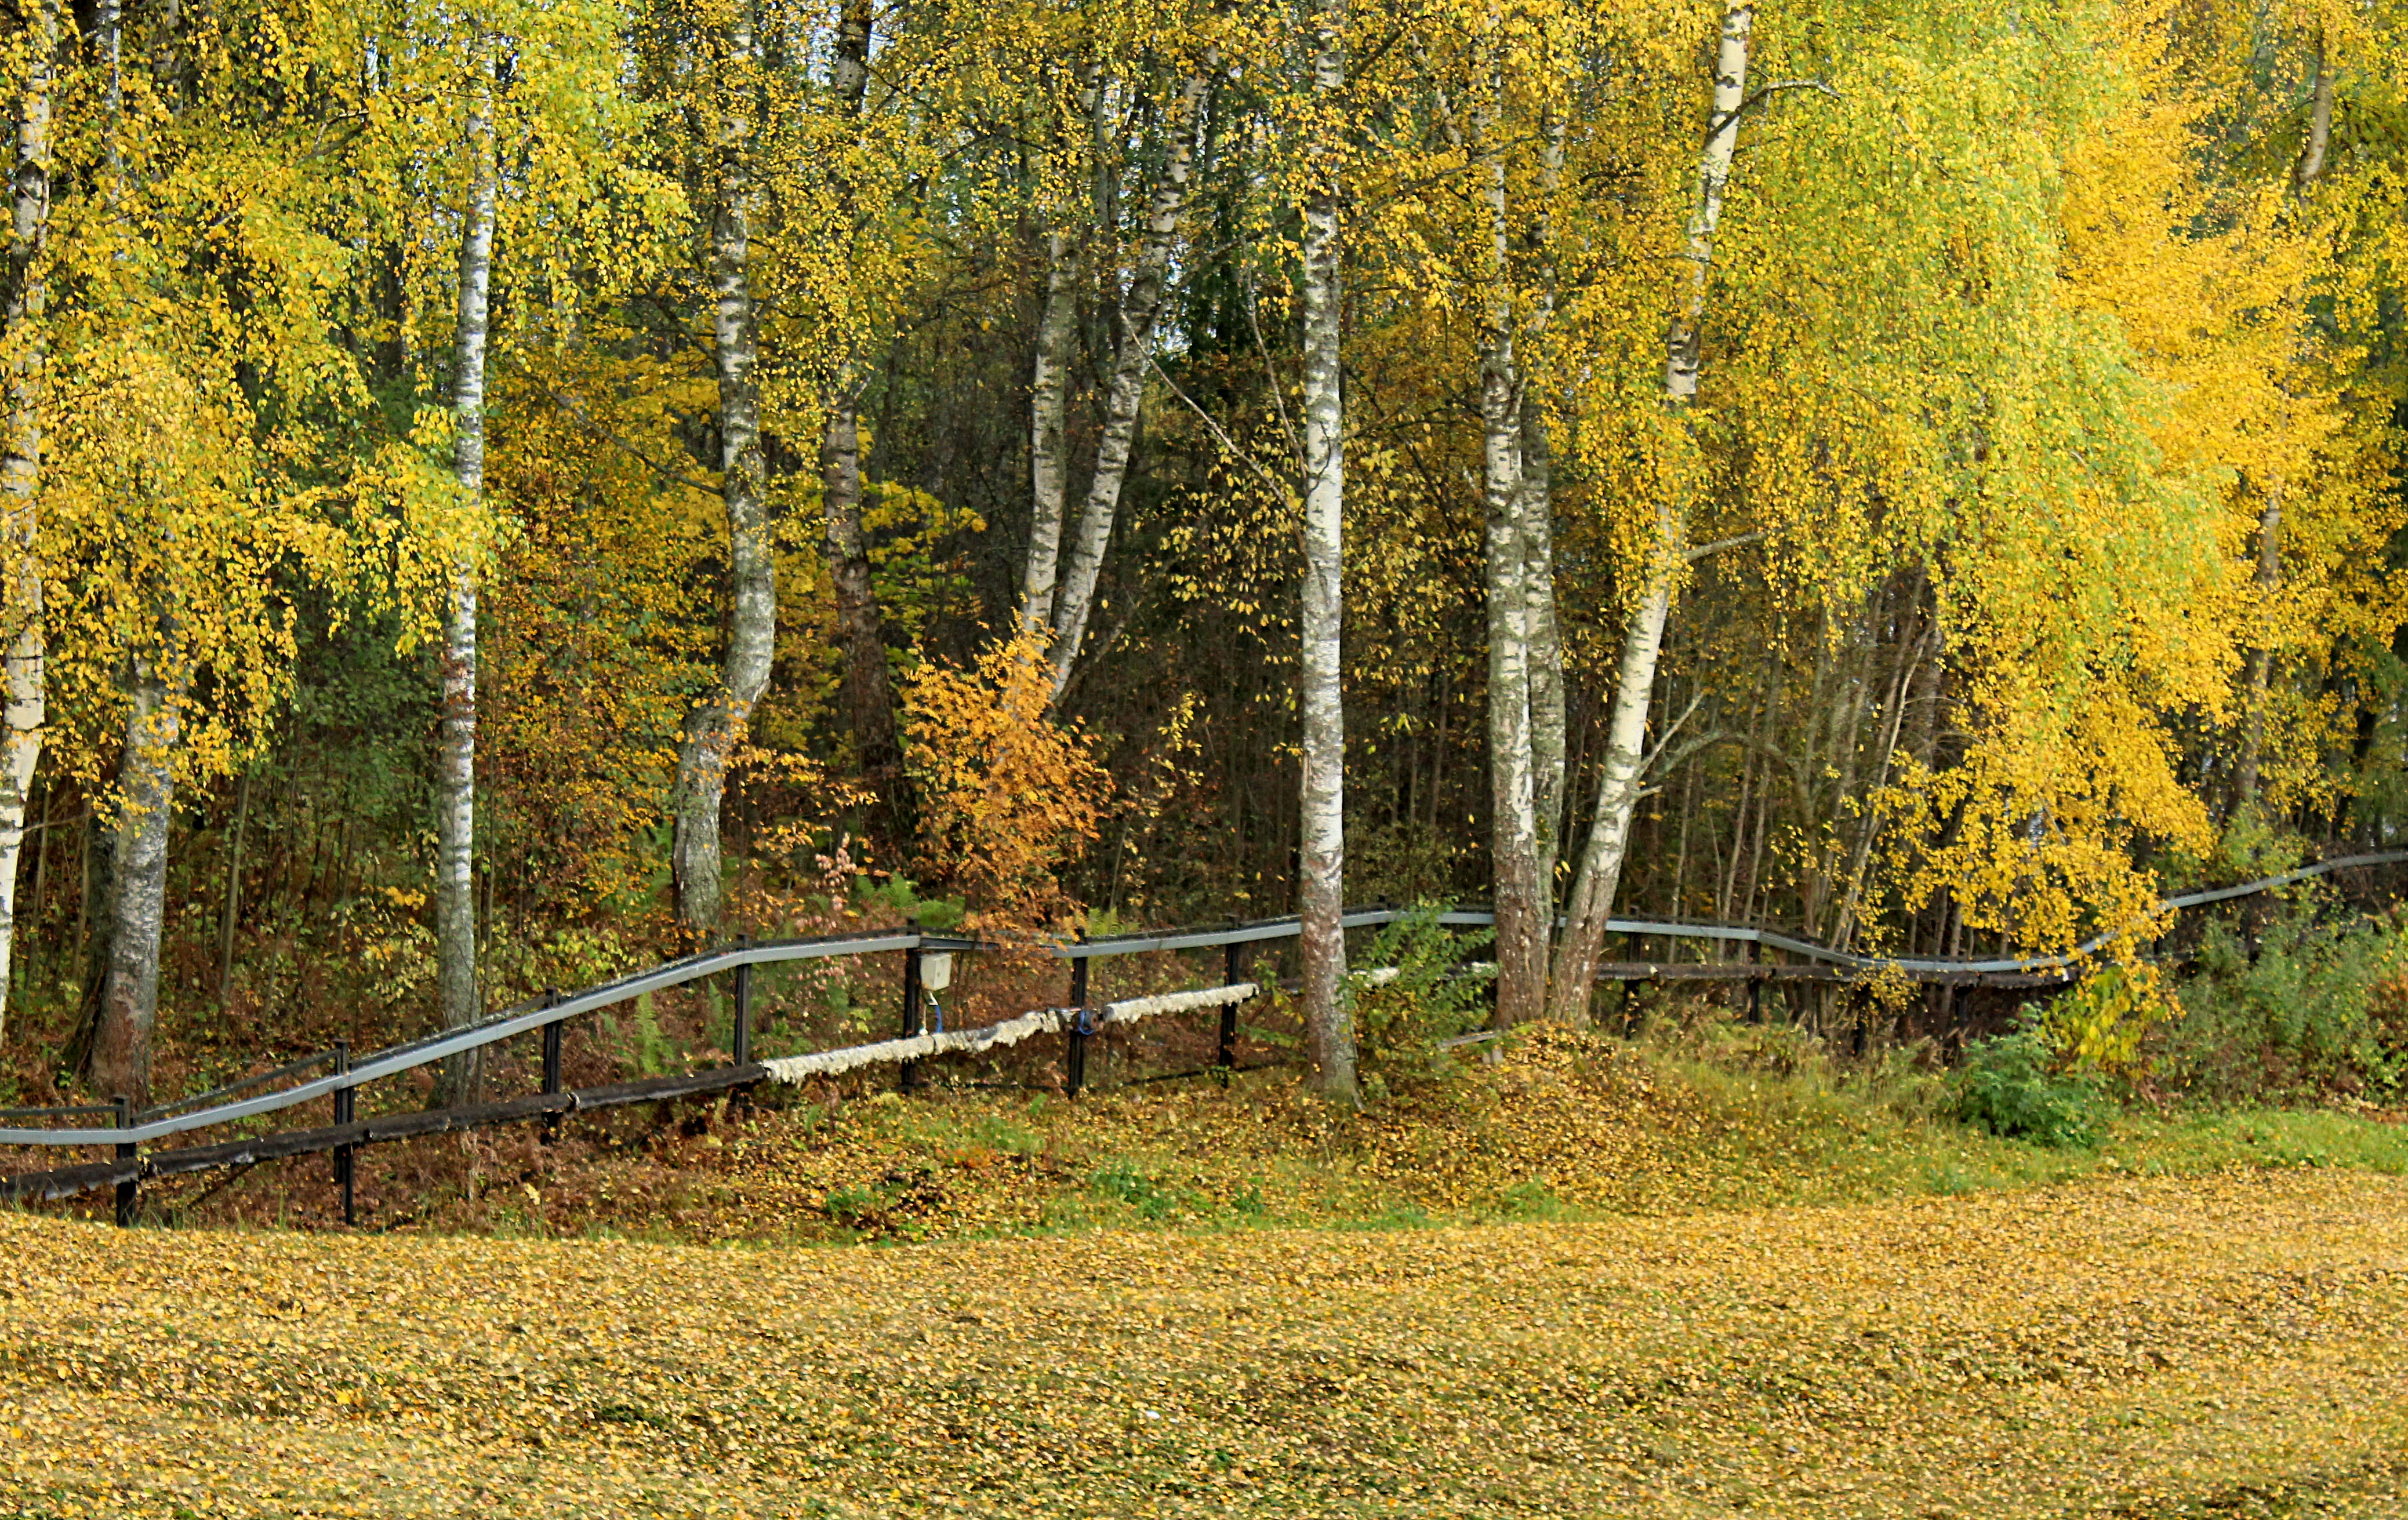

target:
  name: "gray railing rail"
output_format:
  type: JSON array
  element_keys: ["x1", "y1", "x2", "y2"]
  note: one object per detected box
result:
[{"x1": 6, "y1": 846, "x2": 2399, "y2": 1151}]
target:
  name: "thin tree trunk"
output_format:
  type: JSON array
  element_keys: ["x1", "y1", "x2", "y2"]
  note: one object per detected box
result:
[
  {"x1": 1548, "y1": 0, "x2": 1752, "y2": 1026},
  {"x1": 1521, "y1": 103, "x2": 1569, "y2": 932},
  {"x1": 1047, "y1": 64, "x2": 1212, "y2": 703},
  {"x1": 821, "y1": 402, "x2": 898, "y2": 780},
  {"x1": 2234, "y1": 486, "x2": 2283, "y2": 814},
  {"x1": 1521, "y1": 391, "x2": 1564, "y2": 908},
  {"x1": 1298, "y1": 0, "x2": 1353, "y2": 1103},
  {"x1": 1830, "y1": 586, "x2": 1926, "y2": 952},
  {"x1": 89, "y1": 666, "x2": 179, "y2": 1110},
  {"x1": 437, "y1": 49, "x2": 495, "y2": 1101},
  {"x1": 670, "y1": 4, "x2": 773, "y2": 932},
  {"x1": 0, "y1": 0, "x2": 56, "y2": 1050},
  {"x1": 2293, "y1": 32, "x2": 2333, "y2": 195},
  {"x1": 819, "y1": 0, "x2": 902, "y2": 805},
  {"x1": 1474, "y1": 97, "x2": 1543, "y2": 1028},
  {"x1": 217, "y1": 767, "x2": 246, "y2": 1002},
  {"x1": 1022, "y1": 227, "x2": 1078, "y2": 632}
]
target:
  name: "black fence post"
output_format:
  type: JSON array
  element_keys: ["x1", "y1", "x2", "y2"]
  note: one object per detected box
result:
[
  {"x1": 540, "y1": 990, "x2": 564, "y2": 1143},
  {"x1": 112, "y1": 1095, "x2": 137, "y2": 1228},
  {"x1": 732, "y1": 937, "x2": 754, "y2": 1067},
  {"x1": 1066, "y1": 945, "x2": 1089, "y2": 1097},
  {"x1": 1218, "y1": 933, "x2": 1242, "y2": 1080},
  {"x1": 1745, "y1": 936, "x2": 1763, "y2": 1024},
  {"x1": 332, "y1": 1040, "x2": 355, "y2": 1227},
  {"x1": 899, "y1": 941, "x2": 924, "y2": 1093},
  {"x1": 1619, "y1": 933, "x2": 1640, "y2": 1029}
]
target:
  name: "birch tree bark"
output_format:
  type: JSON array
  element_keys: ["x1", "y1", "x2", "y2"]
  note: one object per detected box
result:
[
  {"x1": 1298, "y1": 0, "x2": 1354, "y2": 1102},
  {"x1": 1521, "y1": 391, "x2": 1565, "y2": 899},
  {"x1": 89, "y1": 662, "x2": 177, "y2": 1110},
  {"x1": 1045, "y1": 64, "x2": 1212, "y2": 704},
  {"x1": 1474, "y1": 93, "x2": 1545, "y2": 1028},
  {"x1": 1022, "y1": 225, "x2": 1077, "y2": 632},
  {"x1": 437, "y1": 48, "x2": 496, "y2": 1095},
  {"x1": 820, "y1": 0, "x2": 902, "y2": 797},
  {"x1": 2293, "y1": 32, "x2": 2332, "y2": 195},
  {"x1": 670, "y1": 3, "x2": 773, "y2": 932},
  {"x1": 1521, "y1": 106, "x2": 1568, "y2": 922},
  {"x1": 1546, "y1": 0, "x2": 1752, "y2": 1027},
  {"x1": 0, "y1": 0, "x2": 56, "y2": 1046}
]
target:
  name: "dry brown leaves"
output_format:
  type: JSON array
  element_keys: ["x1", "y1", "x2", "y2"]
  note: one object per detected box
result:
[{"x1": 3, "y1": 1169, "x2": 2405, "y2": 1517}]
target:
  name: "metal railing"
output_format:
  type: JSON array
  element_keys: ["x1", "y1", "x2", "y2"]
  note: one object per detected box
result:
[{"x1": 2, "y1": 846, "x2": 2396, "y2": 1212}]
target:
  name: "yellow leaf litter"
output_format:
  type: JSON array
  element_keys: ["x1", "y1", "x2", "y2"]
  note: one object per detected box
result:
[{"x1": 3, "y1": 1168, "x2": 2403, "y2": 1517}]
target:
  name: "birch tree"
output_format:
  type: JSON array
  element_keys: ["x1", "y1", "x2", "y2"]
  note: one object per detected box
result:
[
  {"x1": 816, "y1": 0, "x2": 900, "y2": 798},
  {"x1": 0, "y1": 0, "x2": 54, "y2": 1045},
  {"x1": 1298, "y1": 0, "x2": 1353, "y2": 1101},
  {"x1": 437, "y1": 41, "x2": 498, "y2": 1083},
  {"x1": 1546, "y1": 0, "x2": 1754, "y2": 1026},
  {"x1": 1042, "y1": 61, "x2": 1213, "y2": 704},
  {"x1": 670, "y1": 0, "x2": 771, "y2": 931}
]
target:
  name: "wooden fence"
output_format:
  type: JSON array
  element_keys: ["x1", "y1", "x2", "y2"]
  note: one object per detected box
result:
[{"x1": 5, "y1": 848, "x2": 2399, "y2": 1223}]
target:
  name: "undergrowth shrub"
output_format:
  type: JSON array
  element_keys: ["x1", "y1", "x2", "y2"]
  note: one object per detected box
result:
[
  {"x1": 1953, "y1": 1026, "x2": 2113, "y2": 1149},
  {"x1": 2032, "y1": 964, "x2": 2174, "y2": 1077},
  {"x1": 2152, "y1": 910, "x2": 2408, "y2": 1104},
  {"x1": 1637, "y1": 999, "x2": 1951, "y2": 1128},
  {"x1": 1348, "y1": 905, "x2": 1495, "y2": 1092}
]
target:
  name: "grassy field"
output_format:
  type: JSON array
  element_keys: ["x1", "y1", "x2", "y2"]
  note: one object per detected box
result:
[{"x1": 5, "y1": 1168, "x2": 2406, "y2": 1517}]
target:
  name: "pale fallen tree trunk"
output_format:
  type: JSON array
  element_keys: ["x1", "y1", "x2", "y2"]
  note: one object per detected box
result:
[
  {"x1": 761, "y1": 982, "x2": 1258, "y2": 1085},
  {"x1": 671, "y1": 5, "x2": 773, "y2": 932},
  {"x1": 1298, "y1": 0, "x2": 1354, "y2": 1102},
  {"x1": 437, "y1": 45, "x2": 497, "y2": 1101},
  {"x1": 1044, "y1": 63, "x2": 1212, "y2": 704},
  {"x1": 0, "y1": 0, "x2": 56, "y2": 1049},
  {"x1": 1547, "y1": 0, "x2": 1755, "y2": 1027}
]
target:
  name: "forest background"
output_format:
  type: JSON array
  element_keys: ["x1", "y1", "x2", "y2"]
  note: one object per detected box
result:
[{"x1": 3, "y1": 0, "x2": 2405, "y2": 1112}]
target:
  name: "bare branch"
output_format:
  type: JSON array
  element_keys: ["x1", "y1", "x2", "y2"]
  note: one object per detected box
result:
[{"x1": 1684, "y1": 529, "x2": 1763, "y2": 563}]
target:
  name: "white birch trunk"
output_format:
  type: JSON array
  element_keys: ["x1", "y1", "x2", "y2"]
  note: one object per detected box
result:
[
  {"x1": 1475, "y1": 107, "x2": 1544, "y2": 1028},
  {"x1": 671, "y1": 8, "x2": 773, "y2": 932},
  {"x1": 1045, "y1": 65, "x2": 1211, "y2": 703},
  {"x1": 2293, "y1": 33, "x2": 2333, "y2": 194},
  {"x1": 90, "y1": 666, "x2": 178, "y2": 1110},
  {"x1": 1298, "y1": 0, "x2": 1353, "y2": 1101},
  {"x1": 1022, "y1": 227, "x2": 1078, "y2": 633},
  {"x1": 1521, "y1": 392, "x2": 1565, "y2": 903},
  {"x1": 0, "y1": 0, "x2": 56, "y2": 1048},
  {"x1": 1547, "y1": 0, "x2": 1751, "y2": 1026},
  {"x1": 437, "y1": 54, "x2": 495, "y2": 1074},
  {"x1": 1521, "y1": 107, "x2": 1568, "y2": 920}
]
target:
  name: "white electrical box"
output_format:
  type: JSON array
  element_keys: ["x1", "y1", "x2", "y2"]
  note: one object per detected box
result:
[{"x1": 922, "y1": 952, "x2": 954, "y2": 992}]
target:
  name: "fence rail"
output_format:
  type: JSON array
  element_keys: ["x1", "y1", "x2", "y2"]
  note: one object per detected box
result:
[{"x1": 5, "y1": 846, "x2": 2398, "y2": 1216}]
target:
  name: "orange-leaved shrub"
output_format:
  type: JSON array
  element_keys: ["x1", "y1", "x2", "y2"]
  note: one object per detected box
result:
[{"x1": 904, "y1": 630, "x2": 1111, "y2": 930}]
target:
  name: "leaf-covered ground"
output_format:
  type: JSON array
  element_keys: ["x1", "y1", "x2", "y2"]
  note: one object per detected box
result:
[
  {"x1": 99, "y1": 1025, "x2": 2408, "y2": 1246},
  {"x1": 7, "y1": 1168, "x2": 2406, "y2": 1518}
]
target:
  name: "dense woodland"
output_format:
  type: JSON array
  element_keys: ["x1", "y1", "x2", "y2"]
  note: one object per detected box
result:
[{"x1": 3, "y1": 0, "x2": 2405, "y2": 1108}]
